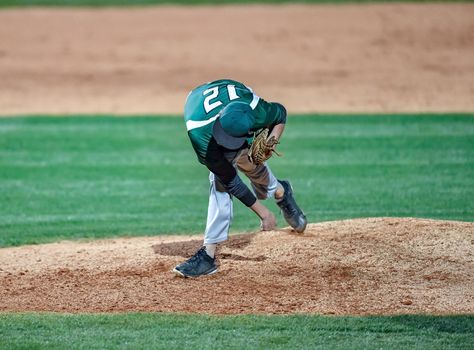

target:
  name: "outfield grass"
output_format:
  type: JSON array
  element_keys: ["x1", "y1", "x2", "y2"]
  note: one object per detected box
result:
[
  {"x1": 0, "y1": 313, "x2": 473, "y2": 350},
  {"x1": 0, "y1": 0, "x2": 470, "y2": 7},
  {"x1": 1, "y1": 114, "x2": 473, "y2": 247}
]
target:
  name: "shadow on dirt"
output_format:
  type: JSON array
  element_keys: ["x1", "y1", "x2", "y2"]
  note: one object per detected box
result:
[{"x1": 152, "y1": 233, "x2": 266, "y2": 261}]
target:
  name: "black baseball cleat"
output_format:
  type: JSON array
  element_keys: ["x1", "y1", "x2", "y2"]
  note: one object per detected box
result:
[
  {"x1": 173, "y1": 247, "x2": 218, "y2": 278},
  {"x1": 276, "y1": 180, "x2": 307, "y2": 233}
]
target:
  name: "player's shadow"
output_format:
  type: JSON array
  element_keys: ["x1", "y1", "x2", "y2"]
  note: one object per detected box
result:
[{"x1": 152, "y1": 233, "x2": 266, "y2": 262}]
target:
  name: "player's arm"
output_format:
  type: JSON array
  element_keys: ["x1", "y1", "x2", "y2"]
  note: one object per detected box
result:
[
  {"x1": 268, "y1": 123, "x2": 285, "y2": 143},
  {"x1": 263, "y1": 102, "x2": 287, "y2": 147},
  {"x1": 205, "y1": 139, "x2": 276, "y2": 230},
  {"x1": 205, "y1": 139, "x2": 255, "y2": 204}
]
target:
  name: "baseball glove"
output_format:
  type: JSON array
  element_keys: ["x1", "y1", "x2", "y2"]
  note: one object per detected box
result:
[{"x1": 248, "y1": 128, "x2": 281, "y2": 165}]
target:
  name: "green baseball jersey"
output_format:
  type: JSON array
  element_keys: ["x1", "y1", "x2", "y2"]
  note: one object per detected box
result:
[{"x1": 184, "y1": 79, "x2": 286, "y2": 164}]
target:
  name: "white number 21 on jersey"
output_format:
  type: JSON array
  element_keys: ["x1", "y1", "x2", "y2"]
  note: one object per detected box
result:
[{"x1": 203, "y1": 85, "x2": 239, "y2": 114}]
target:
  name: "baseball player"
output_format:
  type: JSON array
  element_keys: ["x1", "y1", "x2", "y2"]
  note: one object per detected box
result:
[{"x1": 173, "y1": 79, "x2": 307, "y2": 278}]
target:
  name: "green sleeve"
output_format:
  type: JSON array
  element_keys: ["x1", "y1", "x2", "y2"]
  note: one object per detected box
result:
[
  {"x1": 267, "y1": 102, "x2": 287, "y2": 125},
  {"x1": 251, "y1": 99, "x2": 287, "y2": 130}
]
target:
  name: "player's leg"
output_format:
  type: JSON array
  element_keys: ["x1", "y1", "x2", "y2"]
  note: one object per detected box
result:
[
  {"x1": 275, "y1": 179, "x2": 307, "y2": 233},
  {"x1": 235, "y1": 149, "x2": 307, "y2": 233},
  {"x1": 173, "y1": 173, "x2": 232, "y2": 277},
  {"x1": 203, "y1": 173, "x2": 233, "y2": 247},
  {"x1": 234, "y1": 149, "x2": 279, "y2": 200}
]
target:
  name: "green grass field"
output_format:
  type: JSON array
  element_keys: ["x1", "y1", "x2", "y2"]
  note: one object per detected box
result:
[
  {"x1": 1, "y1": 114, "x2": 473, "y2": 247},
  {"x1": 1, "y1": 313, "x2": 473, "y2": 350},
  {"x1": 1, "y1": 114, "x2": 473, "y2": 349}
]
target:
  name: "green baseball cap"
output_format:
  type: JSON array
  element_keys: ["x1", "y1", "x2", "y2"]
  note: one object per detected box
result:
[{"x1": 212, "y1": 102, "x2": 255, "y2": 150}]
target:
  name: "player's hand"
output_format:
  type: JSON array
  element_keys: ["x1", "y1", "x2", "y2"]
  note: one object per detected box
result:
[
  {"x1": 260, "y1": 212, "x2": 277, "y2": 231},
  {"x1": 250, "y1": 200, "x2": 277, "y2": 231}
]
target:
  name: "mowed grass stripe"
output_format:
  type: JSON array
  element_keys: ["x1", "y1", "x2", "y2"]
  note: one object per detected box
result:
[
  {"x1": 0, "y1": 313, "x2": 473, "y2": 350},
  {"x1": 1, "y1": 114, "x2": 473, "y2": 247}
]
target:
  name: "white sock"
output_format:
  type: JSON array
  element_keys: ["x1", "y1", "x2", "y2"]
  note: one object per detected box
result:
[{"x1": 204, "y1": 243, "x2": 217, "y2": 258}]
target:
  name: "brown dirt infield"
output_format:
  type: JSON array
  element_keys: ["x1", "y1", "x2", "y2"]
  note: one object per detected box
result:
[
  {"x1": 0, "y1": 3, "x2": 473, "y2": 115},
  {"x1": 1, "y1": 218, "x2": 473, "y2": 315}
]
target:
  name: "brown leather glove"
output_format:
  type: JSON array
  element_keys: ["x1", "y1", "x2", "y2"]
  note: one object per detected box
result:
[{"x1": 248, "y1": 128, "x2": 281, "y2": 165}]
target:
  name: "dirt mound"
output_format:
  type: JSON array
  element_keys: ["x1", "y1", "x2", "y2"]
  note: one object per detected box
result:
[
  {"x1": 0, "y1": 218, "x2": 473, "y2": 315},
  {"x1": 1, "y1": 4, "x2": 473, "y2": 115}
]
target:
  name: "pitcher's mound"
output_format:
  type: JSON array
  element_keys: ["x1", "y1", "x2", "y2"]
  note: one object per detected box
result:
[{"x1": 1, "y1": 218, "x2": 473, "y2": 315}]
